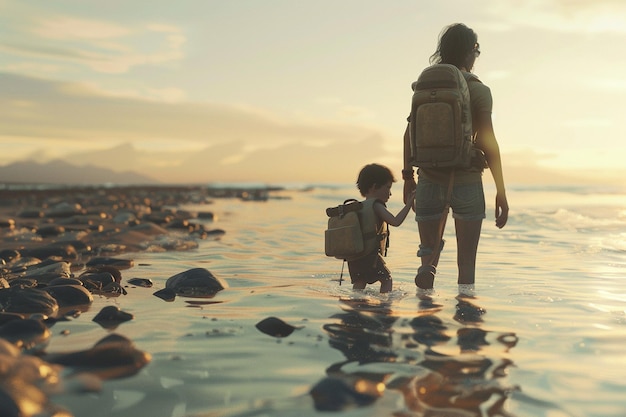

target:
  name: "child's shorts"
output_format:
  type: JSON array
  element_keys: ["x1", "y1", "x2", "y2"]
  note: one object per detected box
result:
[{"x1": 347, "y1": 251, "x2": 391, "y2": 285}]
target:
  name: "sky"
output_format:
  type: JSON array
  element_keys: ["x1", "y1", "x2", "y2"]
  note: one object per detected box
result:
[{"x1": 1, "y1": 0, "x2": 626, "y2": 185}]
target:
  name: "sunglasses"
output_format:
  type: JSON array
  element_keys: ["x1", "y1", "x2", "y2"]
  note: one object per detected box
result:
[{"x1": 473, "y1": 43, "x2": 481, "y2": 57}]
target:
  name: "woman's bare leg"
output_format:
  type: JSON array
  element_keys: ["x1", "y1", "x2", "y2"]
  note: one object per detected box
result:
[
  {"x1": 454, "y1": 219, "x2": 482, "y2": 285},
  {"x1": 418, "y1": 218, "x2": 444, "y2": 268}
]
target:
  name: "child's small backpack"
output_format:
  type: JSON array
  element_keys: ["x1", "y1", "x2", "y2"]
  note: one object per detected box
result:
[
  {"x1": 408, "y1": 64, "x2": 479, "y2": 169},
  {"x1": 324, "y1": 199, "x2": 387, "y2": 262}
]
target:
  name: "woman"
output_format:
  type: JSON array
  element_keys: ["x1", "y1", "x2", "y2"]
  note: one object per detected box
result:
[{"x1": 402, "y1": 23, "x2": 509, "y2": 290}]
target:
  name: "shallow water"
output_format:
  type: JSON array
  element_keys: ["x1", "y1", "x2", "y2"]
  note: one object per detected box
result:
[{"x1": 49, "y1": 183, "x2": 626, "y2": 417}]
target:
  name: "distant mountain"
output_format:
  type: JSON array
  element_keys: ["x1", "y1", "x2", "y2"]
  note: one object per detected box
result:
[
  {"x1": 1, "y1": 143, "x2": 621, "y2": 187},
  {"x1": 49, "y1": 138, "x2": 391, "y2": 184},
  {"x1": 0, "y1": 159, "x2": 159, "y2": 185}
]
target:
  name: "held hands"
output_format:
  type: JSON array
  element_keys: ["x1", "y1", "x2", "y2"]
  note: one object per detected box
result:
[
  {"x1": 403, "y1": 178, "x2": 416, "y2": 211},
  {"x1": 495, "y1": 193, "x2": 509, "y2": 229}
]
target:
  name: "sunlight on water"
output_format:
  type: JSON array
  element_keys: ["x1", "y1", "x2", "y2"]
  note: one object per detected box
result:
[{"x1": 48, "y1": 184, "x2": 626, "y2": 417}]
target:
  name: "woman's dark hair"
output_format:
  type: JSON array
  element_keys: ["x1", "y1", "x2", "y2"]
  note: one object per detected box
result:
[
  {"x1": 429, "y1": 23, "x2": 477, "y2": 68},
  {"x1": 356, "y1": 163, "x2": 395, "y2": 196}
]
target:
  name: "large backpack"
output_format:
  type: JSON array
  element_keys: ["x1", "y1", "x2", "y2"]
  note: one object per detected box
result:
[
  {"x1": 324, "y1": 199, "x2": 386, "y2": 262},
  {"x1": 408, "y1": 64, "x2": 478, "y2": 169}
]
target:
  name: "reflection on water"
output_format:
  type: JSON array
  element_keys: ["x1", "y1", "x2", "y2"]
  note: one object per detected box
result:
[{"x1": 315, "y1": 292, "x2": 520, "y2": 416}]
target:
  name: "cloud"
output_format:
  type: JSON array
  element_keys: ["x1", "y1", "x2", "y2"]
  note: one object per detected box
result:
[
  {"x1": 0, "y1": 71, "x2": 384, "y2": 149},
  {"x1": 32, "y1": 16, "x2": 130, "y2": 40},
  {"x1": 488, "y1": 0, "x2": 626, "y2": 33},
  {"x1": 0, "y1": 14, "x2": 186, "y2": 74}
]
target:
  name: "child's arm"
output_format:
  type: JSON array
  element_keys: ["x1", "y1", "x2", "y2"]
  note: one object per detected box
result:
[{"x1": 374, "y1": 190, "x2": 415, "y2": 227}]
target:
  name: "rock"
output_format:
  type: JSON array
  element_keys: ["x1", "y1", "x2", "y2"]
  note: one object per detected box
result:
[
  {"x1": 0, "y1": 218, "x2": 15, "y2": 229},
  {"x1": 197, "y1": 211, "x2": 215, "y2": 220},
  {"x1": 22, "y1": 260, "x2": 72, "y2": 280},
  {"x1": 35, "y1": 224, "x2": 66, "y2": 238},
  {"x1": 45, "y1": 202, "x2": 84, "y2": 218},
  {"x1": 79, "y1": 271, "x2": 116, "y2": 289},
  {"x1": 43, "y1": 285, "x2": 93, "y2": 308},
  {"x1": 127, "y1": 278, "x2": 153, "y2": 288},
  {"x1": 0, "y1": 312, "x2": 23, "y2": 326},
  {"x1": 255, "y1": 317, "x2": 301, "y2": 338},
  {"x1": 0, "y1": 318, "x2": 51, "y2": 353},
  {"x1": 165, "y1": 268, "x2": 227, "y2": 298},
  {"x1": 0, "y1": 287, "x2": 59, "y2": 317},
  {"x1": 16, "y1": 208, "x2": 43, "y2": 218},
  {"x1": 0, "y1": 250, "x2": 20, "y2": 264},
  {"x1": 92, "y1": 306, "x2": 133, "y2": 329},
  {"x1": 153, "y1": 288, "x2": 176, "y2": 302},
  {"x1": 47, "y1": 277, "x2": 83, "y2": 286},
  {"x1": 43, "y1": 333, "x2": 151, "y2": 380},
  {"x1": 86, "y1": 257, "x2": 134, "y2": 270},
  {"x1": 21, "y1": 244, "x2": 78, "y2": 262}
]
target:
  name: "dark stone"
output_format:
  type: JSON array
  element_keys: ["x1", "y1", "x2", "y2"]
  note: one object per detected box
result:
[
  {"x1": 92, "y1": 306, "x2": 133, "y2": 329},
  {"x1": 47, "y1": 277, "x2": 83, "y2": 286},
  {"x1": 205, "y1": 228, "x2": 226, "y2": 237},
  {"x1": 165, "y1": 268, "x2": 227, "y2": 298},
  {"x1": 81, "y1": 265, "x2": 122, "y2": 282},
  {"x1": 0, "y1": 312, "x2": 24, "y2": 326},
  {"x1": 35, "y1": 224, "x2": 66, "y2": 238},
  {"x1": 0, "y1": 286, "x2": 59, "y2": 317},
  {"x1": 79, "y1": 271, "x2": 116, "y2": 289},
  {"x1": 0, "y1": 318, "x2": 51, "y2": 353},
  {"x1": 197, "y1": 211, "x2": 215, "y2": 220},
  {"x1": 21, "y1": 243, "x2": 78, "y2": 262},
  {"x1": 17, "y1": 208, "x2": 43, "y2": 218},
  {"x1": 0, "y1": 249, "x2": 20, "y2": 264},
  {"x1": 44, "y1": 285, "x2": 93, "y2": 308},
  {"x1": 0, "y1": 218, "x2": 15, "y2": 229},
  {"x1": 8, "y1": 278, "x2": 38, "y2": 288},
  {"x1": 255, "y1": 316, "x2": 300, "y2": 338},
  {"x1": 127, "y1": 278, "x2": 153, "y2": 288},
  {"x1": 0, "y1": 389, "x2": 20, "y2": 417},
  {"x1": 45, "y1": 202, "x2": 84, "y2": 218},
  {"x1": 43, "y1": 333, "x2": 151, "y2": 380},
  {"x1": 86, "y1": 257, "x2": 134, "y2": 270},
  {"x1": 153, "y1": 288, "x2": 176, "y2": 302}
]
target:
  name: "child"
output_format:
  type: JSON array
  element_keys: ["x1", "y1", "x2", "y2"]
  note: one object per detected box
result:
[{"x1": 348, "y1": 163, "x2": 415, "y2": 293}]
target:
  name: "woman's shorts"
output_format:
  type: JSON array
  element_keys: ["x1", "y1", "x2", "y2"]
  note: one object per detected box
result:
[{"x1": 414, "y1": 176, "x2": 486, "y2": 222}]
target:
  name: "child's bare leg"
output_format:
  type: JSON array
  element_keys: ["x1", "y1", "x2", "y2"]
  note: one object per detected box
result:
[
  {"x1": 380, "y1": 278, "x2": 392, "y2": 293},
  {"x1": 353, "y1": 281, "x2": 366, "y2": 290}
]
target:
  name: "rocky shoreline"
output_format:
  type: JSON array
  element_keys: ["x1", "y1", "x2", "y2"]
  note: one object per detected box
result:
[{"x1": 0, "y1": 184, "x2": 269, "y2": 417}]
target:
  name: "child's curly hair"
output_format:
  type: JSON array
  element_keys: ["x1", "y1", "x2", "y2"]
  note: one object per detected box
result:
[{"x1": 356, "y1": 163, "x2": 396, "y2": 197}]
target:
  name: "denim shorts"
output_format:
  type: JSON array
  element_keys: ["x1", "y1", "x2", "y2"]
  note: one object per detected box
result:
[{"x1": 414, "y1": 177, "x2": 486, "y2": 221}]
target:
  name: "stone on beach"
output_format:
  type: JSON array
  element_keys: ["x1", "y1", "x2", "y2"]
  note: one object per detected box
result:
[
  {"x1": 43, "y1": 333, "x2": 151, "y2": 380},
  {"x1": 0, "y1": 286, "x2": 59, "y2": 317},
  {"x1": 43, "y1": 284, "x2": 94, "y2": 308},
  {"x1": 0, "y1": 317, "x2": 51, "y2": 353},
  {"x1": 255, "y1": 316, "x2": 301, "y2": 338},
  {"x1": 165, "y1": 267, "x2": 227, "y2": 298},
  {"x1": 0, "y1": 185, "x2": 244, "y2": 415},
  {"x1": 92, "y1": 306, "x2": 134, "y2": 329},
  {"x1": 85, "y1": 257, "x2": 133, "y2": 270},
  {"x1": 153, "y1": 287, "x2": 177, "y2": 302},
  {"x1": 127, "y1": 277, "x2": 153, "y2": 288}
]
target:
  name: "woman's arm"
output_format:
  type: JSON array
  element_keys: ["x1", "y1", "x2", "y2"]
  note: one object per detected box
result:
[
  {"x1": 402, "y1": 123, "x2": 416, "y2": 204},
  {"x1": 474, "y1": 111, "x2": 509, "y2": 228}
]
